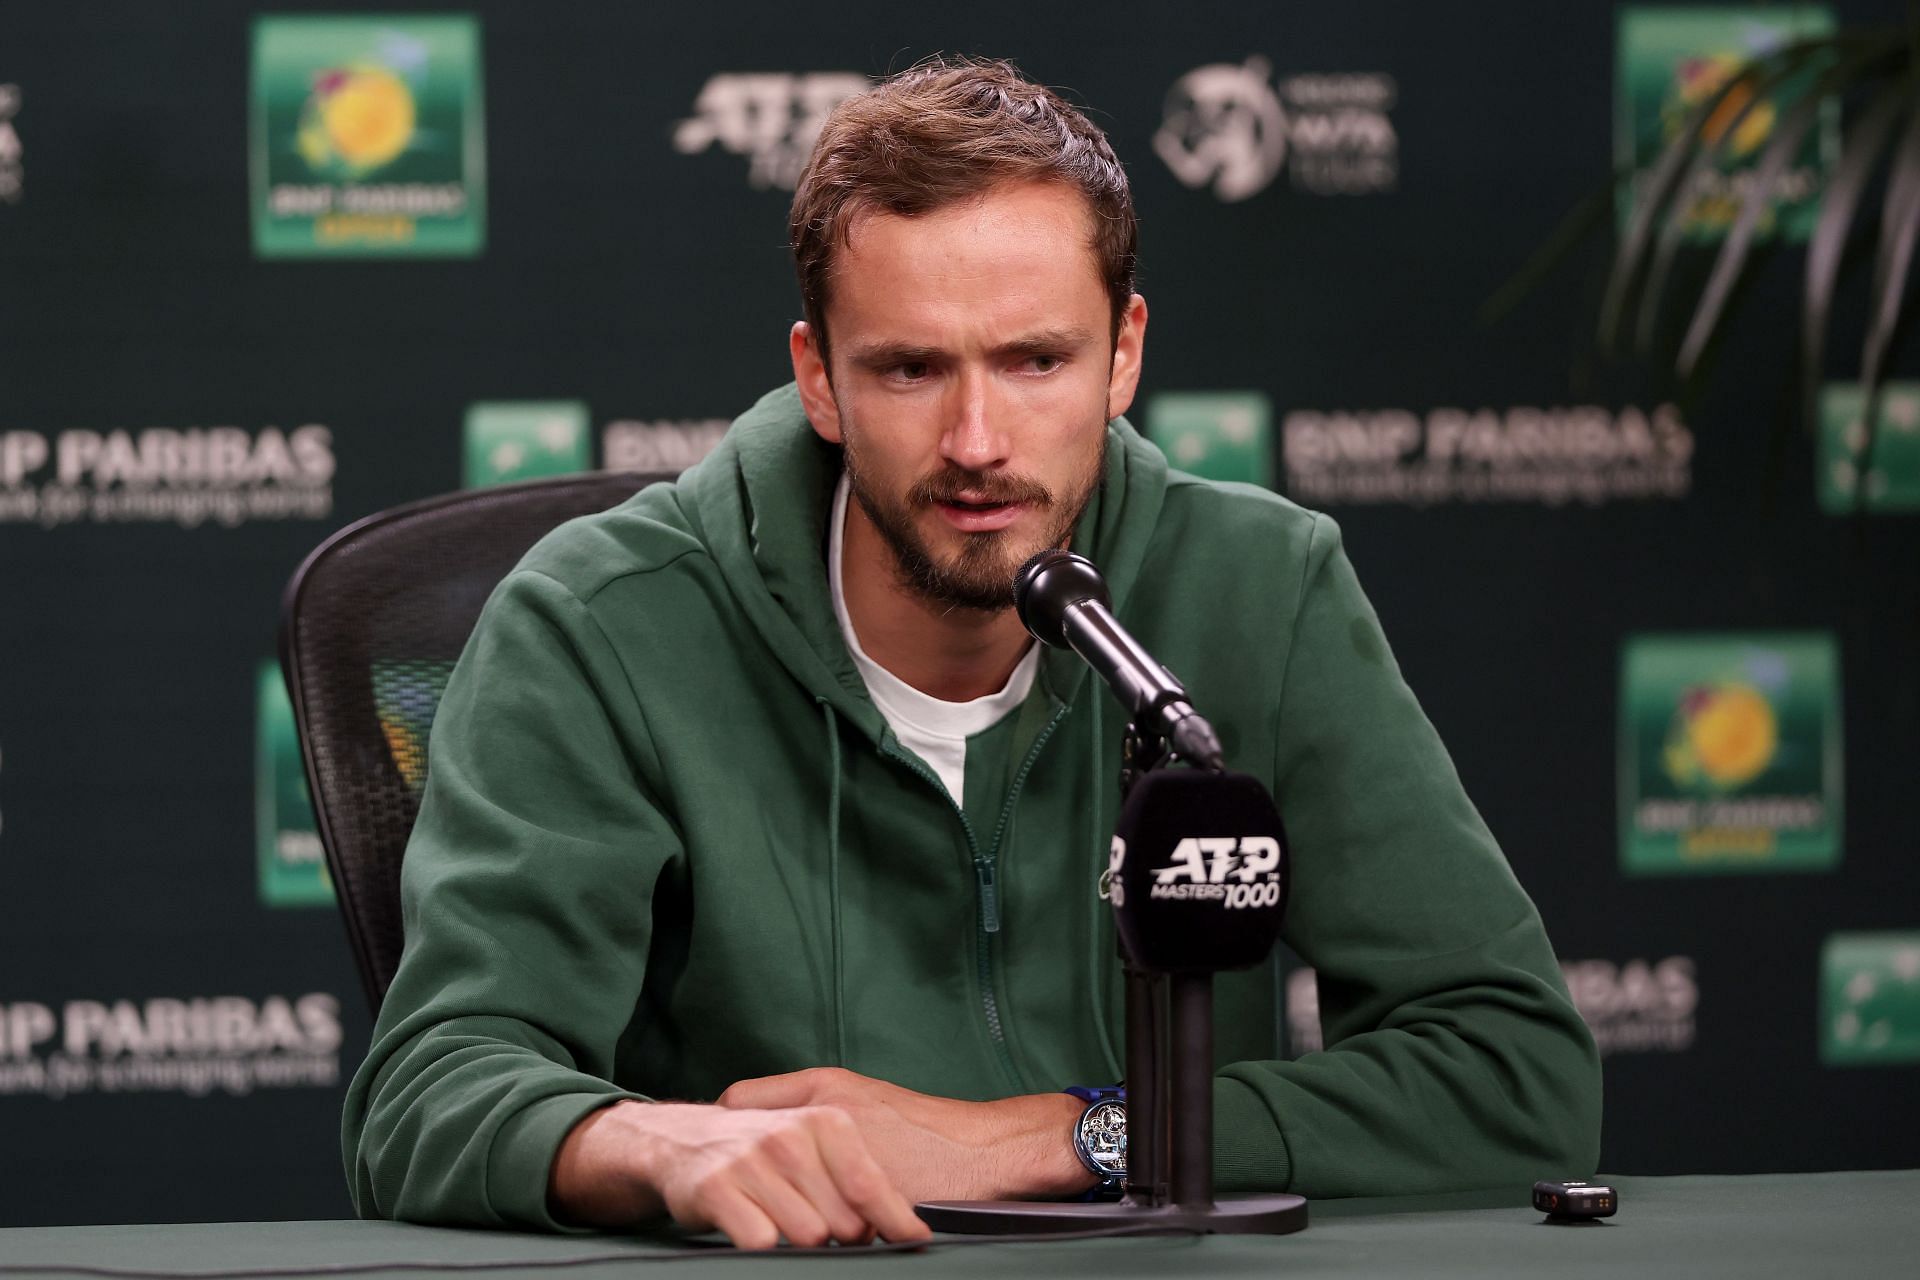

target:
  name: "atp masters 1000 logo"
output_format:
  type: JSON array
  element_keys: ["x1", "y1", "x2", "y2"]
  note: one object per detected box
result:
[
  {"x1": 1619, "y1": 633, "x2": 1842, "y2": 874},
  {"x1": 1616, "y1": 6, "x2": 1837, "y2": 241},
  {"x1": 251, "y1": 15, "x2": 485, "y2": 257},
  {"x1": 674, "y1": 73, "x2": 869, "y2": 191}
]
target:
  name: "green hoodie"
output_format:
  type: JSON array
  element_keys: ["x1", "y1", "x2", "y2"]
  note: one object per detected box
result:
[{"x1": 343, "y1": 384, "x2": 1601, "y2": 1229}]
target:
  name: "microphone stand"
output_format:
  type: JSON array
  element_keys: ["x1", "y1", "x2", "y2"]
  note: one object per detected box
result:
[{"x1": 913, "y1": 719, "x2": 1307, "y2": 1237}]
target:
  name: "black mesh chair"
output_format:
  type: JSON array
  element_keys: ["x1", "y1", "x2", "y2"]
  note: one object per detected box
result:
[{"x1": 278, "y1": 471, "x2": 676, "y2": 1013}]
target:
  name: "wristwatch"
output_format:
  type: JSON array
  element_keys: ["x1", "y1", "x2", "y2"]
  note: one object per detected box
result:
[{"x1": 1064, "y1": 1084, "x2": 1127, "y2": 1195}]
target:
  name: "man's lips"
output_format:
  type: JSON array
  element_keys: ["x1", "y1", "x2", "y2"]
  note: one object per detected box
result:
[{"x1": 934, "y1": 497, "x2": 1026, "y2": 532}]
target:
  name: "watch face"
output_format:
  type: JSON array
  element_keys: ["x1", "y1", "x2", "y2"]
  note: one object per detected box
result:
[{"x1": 1080, "y1": 1098, "x2": 1128, "y2": 1176}]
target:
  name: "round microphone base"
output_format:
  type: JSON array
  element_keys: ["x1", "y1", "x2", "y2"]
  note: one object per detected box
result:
[{"x1": 914, "y1": 1192, "x2": 1308, "y2": 1237}]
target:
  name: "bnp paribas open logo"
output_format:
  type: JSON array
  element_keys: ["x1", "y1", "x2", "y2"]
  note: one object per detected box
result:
[
  {"x1": 463, "y1": 401, "x2": 591, "y2": 487},
  {"x1": 251, "y1": 15, "x2": 485, "y2": 257},
  {"x1": 1822, "y1": 933, "x2": 1920, "y2": 1067},
  {"x1": 1145, "y1": 393, "x2": 1273, "y2": 487},
  {"x1": 1615, "y1": 6, "x2": 1837, "y2": 241},
  {"x1": 255, "y1": 662, "x2": 331, "y2": 908},
  {"x1": 1619, "y1": 633, "x2": 1842, "y2": 875},
  {"x1": 1818, "y1": 382, "x2": 1920, "y2": 514}
]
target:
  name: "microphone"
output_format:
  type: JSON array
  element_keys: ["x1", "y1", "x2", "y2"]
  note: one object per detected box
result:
[
  {"x1": 1109, "y1": 767, "x2": 1288, "y2": 973},
  {"x1": 1014, "y1": 550, "x2": 1226, "y2": 770}
]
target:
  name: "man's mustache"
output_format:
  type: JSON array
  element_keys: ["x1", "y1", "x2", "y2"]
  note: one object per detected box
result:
[{"x1": 908, "y1": 468, "x2": 1054, "y2": 508}]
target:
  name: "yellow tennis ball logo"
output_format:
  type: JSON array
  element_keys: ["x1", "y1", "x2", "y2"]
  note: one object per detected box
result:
[
  {"x1": 298, "y1": 65, "x2": 416, "y2": 173},
  {"x1": 1664, "y1": 682, "x2": 1779, "y2": 790},
  {"x1": 1668, "y1": 53, "x2": 1775, "y2": 158}
]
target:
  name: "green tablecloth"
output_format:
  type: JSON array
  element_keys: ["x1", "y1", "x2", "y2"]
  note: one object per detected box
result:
[{"x1": 1, "y1": 1172, "x2": 1913, "y2": 1279}]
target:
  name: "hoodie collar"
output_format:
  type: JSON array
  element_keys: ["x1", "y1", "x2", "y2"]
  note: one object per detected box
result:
[{"x1": 684, "y1": 383, "x2": 1168, "y2": 742}]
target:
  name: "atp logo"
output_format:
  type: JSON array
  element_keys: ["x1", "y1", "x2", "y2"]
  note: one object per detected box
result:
[
  {"x1": 1150, "y1": 836, "x2": 1283, "y2": 907},
  {"x1": 674, "y1": 72, "x2": 870, "y2": 190}
]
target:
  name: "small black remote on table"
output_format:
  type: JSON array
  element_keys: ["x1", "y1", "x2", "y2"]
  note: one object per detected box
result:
[{"x1": 1533, "y1": 1180, "x2": 1618, "y2": 1220}]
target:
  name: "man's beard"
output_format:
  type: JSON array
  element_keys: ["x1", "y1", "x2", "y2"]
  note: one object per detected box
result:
[{"x1": 841, "y1": 423, "x2": 1108, "y2": 614}]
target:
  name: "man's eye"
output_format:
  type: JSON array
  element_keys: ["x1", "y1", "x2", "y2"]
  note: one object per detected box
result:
[
  {"x1": 891, "y1": 362, "x2": 931, "y2": 381},
  {"x1": 1025, "y1": 354, "x2": 1063, "y2": 374}
]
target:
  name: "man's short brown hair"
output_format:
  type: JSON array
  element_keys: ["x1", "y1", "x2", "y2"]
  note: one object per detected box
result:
[{"x1": 789, "y1": 58, "x2": 1138, "y2": 362}]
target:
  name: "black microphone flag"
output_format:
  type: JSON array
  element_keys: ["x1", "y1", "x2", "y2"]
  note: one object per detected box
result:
[{"x1": 1110, "y1": 768, "x2": 1289, "y2": 973}]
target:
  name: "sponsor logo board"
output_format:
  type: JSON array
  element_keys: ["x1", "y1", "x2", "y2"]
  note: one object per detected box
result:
[
  {"x1": 0, "y1": 993, "x2": 343, "y2": 1099},
  {"x1": 602, "y1": 418, "x2": 729, "y2": 473},
  {"x1": 674, "y1": 73, "x2": 869, "y2": 190},
  {"x1": 256, "y1": 662, "x2": 330, "y2": 908},
  {"x1": 0, "y1": 425, "x2": 335, "y2": 529},
  {"x1": 1282, "y1": 403, "x2": 1692, "y2": 507},
  {"x1": 251, "y1": 15, "x2": 485, "y2": 257},
  {"x1": 463, "y1": 401, "x2": 591, "y2": 487},
  {"x1": 1818, "y1": 382, "x2": 1920, "y2": 514},
  {"x1": 1146, "y1": 392, "x2": 1272, "y2": 486},
  {"x1": 0, "y1": 83, "x2": 21, "y2": 204},
  {"x1": 463, "y1": 403, "x2": 728, "y2": 487},
  {"x1": 1155, "y1": 58, "x2": 1396, "y2": 202},
  {"x1": 1821, "y1": 932, "x2": 1920, "y2": 1066},
  {"x1": 1616, "y1": 6, "x2": 1836, "y2": 241},
  {"x1": 1562, "y1": 956, "x2": 1698, "y2": 1055},
  {"x1": 1619, "y1": 633, "x2": 1842, "y2": 874}
]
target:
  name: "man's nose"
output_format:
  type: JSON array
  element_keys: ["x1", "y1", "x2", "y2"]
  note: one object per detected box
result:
[{"x1": 940, "y1": 368, "x2": 1010, "y2": 472}]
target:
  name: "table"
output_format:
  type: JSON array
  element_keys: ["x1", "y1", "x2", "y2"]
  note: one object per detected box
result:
[{"x1": 1, "y1": 1171, "x2": 1913, "y2": 1279}]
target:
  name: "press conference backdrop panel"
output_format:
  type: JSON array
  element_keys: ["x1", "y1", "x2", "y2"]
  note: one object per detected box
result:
[{"x1": 1, "y1": 0, "x2": 1915, "y2": 1227}]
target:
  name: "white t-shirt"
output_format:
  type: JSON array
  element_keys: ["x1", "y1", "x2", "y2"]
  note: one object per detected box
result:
[{"x1": 829, "y1": 474, "x2": 1040, "y2": 808}]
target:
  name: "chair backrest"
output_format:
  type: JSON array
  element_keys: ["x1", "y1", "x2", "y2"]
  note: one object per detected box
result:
[{"x1": 278, "y1": 471, "x2": 676, "y2": 1013}]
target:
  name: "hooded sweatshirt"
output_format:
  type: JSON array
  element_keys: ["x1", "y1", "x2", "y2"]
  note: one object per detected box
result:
[{"x1": 342, "y1": 384, "x2": 1601, "y2": 1230}]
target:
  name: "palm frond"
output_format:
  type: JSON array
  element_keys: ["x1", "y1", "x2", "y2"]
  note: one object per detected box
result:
[
  {"x1": 1853, "y1": 90, "x2": 1920, "y2": 509},
  {"x1": 1680, "y1": 39, "x2": 1902, "y2": 376},
  {"x1": 1600, "y1": 33, "x2": 1839, "y2": 352},
  {"x1": 1631, "y1": 38, "x2": 1844, "y2": 354},
  {"x1": 1800, "y1": 78, "x2": 1908, "y2": 433}
]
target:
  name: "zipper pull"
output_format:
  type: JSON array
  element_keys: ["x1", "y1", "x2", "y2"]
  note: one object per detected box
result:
[{"x1": 976, "y1": 861, "x2": 1001, "y2": 934}]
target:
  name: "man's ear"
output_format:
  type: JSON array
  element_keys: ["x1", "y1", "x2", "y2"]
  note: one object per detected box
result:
[
  {"x1": 790, "y1": 321, "x2": 843, "y2": 444},
  {"x1": 1105, "y1": 294, "x2": 1149, "y2": 422}
]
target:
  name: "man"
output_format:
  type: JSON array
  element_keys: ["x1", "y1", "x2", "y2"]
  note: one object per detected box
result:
[{"x1": 343, "y1": 60, "x2": 1600, "y2": 1249}]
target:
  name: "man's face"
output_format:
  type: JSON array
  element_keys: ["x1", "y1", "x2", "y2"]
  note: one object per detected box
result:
[{"x1": 792, "y1": 180, "x2": 1147, "y2": 612}]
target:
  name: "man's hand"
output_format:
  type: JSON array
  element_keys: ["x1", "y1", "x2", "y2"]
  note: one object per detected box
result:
[
  {"x1": 548, "y1": 1099, "x2": 930, "y2": 1249},
  {"x1": 717, "y1": 1067, "x2": 1095, "y2": 1204}
]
